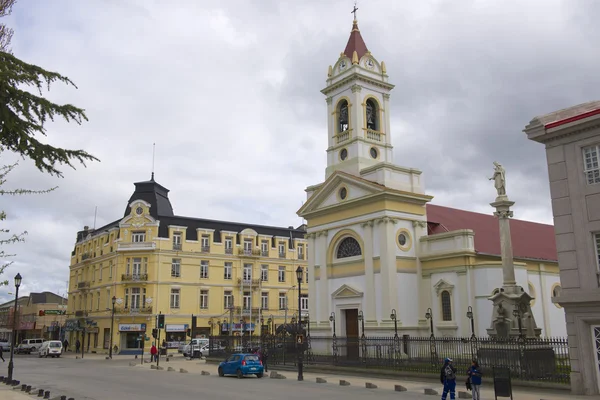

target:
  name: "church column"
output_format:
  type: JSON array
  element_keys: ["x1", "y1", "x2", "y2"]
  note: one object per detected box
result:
[
  {"x1": 306, "y1": 233, "x2": 318, "y2": 322},
  {"x1": 377, "y1": 216, "x2": 398, "y2": 323},
  {"x1": 361, "y1": 220, "x2": 376, "y2": 323},
  {"x1": 351, "y1": 84, "x2": 362, "y2": 141},
  {"x1": 317, "y1": 230, "x2": 330, "y2": 326}
]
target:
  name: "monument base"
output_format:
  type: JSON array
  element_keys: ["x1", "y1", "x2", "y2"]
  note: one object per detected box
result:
[{"x1": 486, "y1": 285, "x2": 541, "y2": 338}]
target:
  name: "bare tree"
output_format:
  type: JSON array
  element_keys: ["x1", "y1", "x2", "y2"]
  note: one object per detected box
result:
[{"x1": 0, "y1": 0, "x2": 16, "y2": 53}]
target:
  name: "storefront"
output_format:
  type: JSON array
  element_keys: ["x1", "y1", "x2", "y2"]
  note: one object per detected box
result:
[
  {"x1": 118, "y1": 323, "x2": 146, "y2": 355},
  {"x1": 165, "y1": 324, "x2": 188, "y2": 349}
]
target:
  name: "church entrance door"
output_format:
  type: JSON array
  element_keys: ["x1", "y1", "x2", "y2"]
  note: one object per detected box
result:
[{"x1": 344, "y1": 309, "x2": 359, "y2": 361}]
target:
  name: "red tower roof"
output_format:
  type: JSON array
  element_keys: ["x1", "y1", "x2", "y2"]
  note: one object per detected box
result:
[{"x1": 343, "y1": 19, "x2": 369, "y2": 60}]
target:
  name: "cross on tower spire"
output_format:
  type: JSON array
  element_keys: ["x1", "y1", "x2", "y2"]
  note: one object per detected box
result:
[{"x1": 351, "y1": 1, "x2": 358, "y2": 20}]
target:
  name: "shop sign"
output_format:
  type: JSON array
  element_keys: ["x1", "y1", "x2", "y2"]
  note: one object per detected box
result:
[
  {"x1": 118, "y1": 323, "x2": 146, "y2": 332},
  {"x1": 64, "y1": 320, "x2": 80, "y2": 332},
  {"x1": 86, "y1": 327, "x2": 99, "y2": 334},
  {"x1": 18, "y1": 321, "x2": 35, "y2": 330},
  {"x1": 39, "y1": 310, "x2": 66, "y2": 316},
  {"x1": 165, "y1": 324, "x2": 188, "y2": 332}
]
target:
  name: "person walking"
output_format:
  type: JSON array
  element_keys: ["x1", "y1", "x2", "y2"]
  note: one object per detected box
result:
[
  {"x1": 440, "y1": 357, "x2": 457, "y2": 400},
  {"x1": 0, "y1": 343, "x2": 5, "y2": 362},
  {"x1": 259, "y1": 347, "x2": 269, "y2": 372},
  {"x1": 150, "y1": 343, "x2": 158, "y2": 362},
  {"x1": 467, "y1": 360, "x2": 482, "y2": 400},
  {"x1": 75, "y1": 339, "x2": 81, "y2": 354},
  {"x1": 63, "y1": 339, "x2": 69, "y2": 352}
]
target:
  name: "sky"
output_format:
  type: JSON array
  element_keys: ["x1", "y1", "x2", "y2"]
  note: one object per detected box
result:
[{"x1": 0, "y1": 0, "x2": 598, "y2": 303}]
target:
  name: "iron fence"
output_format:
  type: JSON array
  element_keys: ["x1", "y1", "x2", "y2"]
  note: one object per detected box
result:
[{"x1": 207, "y1": 334, "x2": 570, "y2": 384}]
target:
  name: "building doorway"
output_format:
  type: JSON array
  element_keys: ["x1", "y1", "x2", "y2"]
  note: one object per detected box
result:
[
  {"x1": 593, "y1": 325, "x2": 600, "y2": 393},
  {"x1": 344, "y1": 309, "x2": 359, "y2": 360}
]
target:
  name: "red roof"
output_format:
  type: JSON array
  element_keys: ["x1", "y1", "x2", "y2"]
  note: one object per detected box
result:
[
  {"x1": 426, "y1": 204, "x2": 557, "y2": 262},
  {"x1": 343, "y1": 19, "x2": 368, "y2": 60}
]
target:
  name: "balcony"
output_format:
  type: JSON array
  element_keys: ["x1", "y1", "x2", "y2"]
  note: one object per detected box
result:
[
  {"x1": 77, "y1": 282, "x2": 90, "y2": 290},
  {"x1": 173, "y1": 243, "x2": 182, "y2": 251},
  {"x1": 117, "y1": 242, "x2": 156, "y2": 252},
  {"x1": 201, "y1": 246, "x2": 210, "y2": 253},
  {"x1": 366, "y1": 129, "x2": 382, "y2": 142},
  {"x1": 298, "y1": 254, "x2": 305, "y2": 260},
  {"x1": 121, "y1": 273, "x2": 148, "y2": 282},
  {"x1": 233, "y1": 307, "x2": 262, "y2": 316},
  {"x1": 261, "y1": 250, "x2": 269, "y2": 257},
  {"x1": 116, "y1": 306, "x2": 153, "y2": 315},
  {"x1": 75, "y1": 310, "x2": 87, "y2": 317},
  {"x1": 81, "y1": 253, "x2": 92, "y2": 261},
  {"x1": 225, "y1": 248, "x2": 233, "y2": 255},
  {"x1": 238, "y1": 248, "x2": 261, "y2": 257},
  {"x1": 336, "y1": 130, "x2": 350, "y2": 144},
  {"x1": 279, "y1": 252, "x2": 286, "y2": 259},
  {"x1": 237, "y1": 278, "x2": 262, "y2": 286}
]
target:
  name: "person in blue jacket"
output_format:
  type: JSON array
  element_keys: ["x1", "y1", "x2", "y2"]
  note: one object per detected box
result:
[
  {"x1": 440, "y1": 357, "x2": 457, "y2": 400},
  {"x1": 467, "y1": 359, "x2": 482, "y2": 400}
]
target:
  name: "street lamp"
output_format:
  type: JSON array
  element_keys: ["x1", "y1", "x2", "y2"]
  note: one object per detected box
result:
[
  {"x1": 357, "y1": 311, "x2": 365, "y2": 338},
  {"x1": 329, "y1": 312, "x2": 336, "y2": 337},
  {"x1": 109, "y1": 296, "x2": 116, "y2": 359},
  {"x1": 7, "y1": 273, "x2": 22, "y2": 383},
  {"x1": 295, "y1": 266, "x2": 304, "y2": 382},
  {"x1": 390, "y1": 309, "x2": 398, "y2": 338},
  {"x1": 512, "y1": 308, "x2": 523, "y2": 339},
  {"x1": 466, "y1": 306, "x2": 475, "y2": 338},
  {"x1": 425, "y1": 307, "x2": 434, "y2": 337}
]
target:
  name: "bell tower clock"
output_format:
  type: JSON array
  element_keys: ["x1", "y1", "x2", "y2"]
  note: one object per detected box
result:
[{"x1": 323, "y1": 15, "x2": 395, "y2": 180}]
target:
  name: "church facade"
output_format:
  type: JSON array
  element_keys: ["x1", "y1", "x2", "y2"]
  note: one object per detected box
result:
[{"x1": 297, "y1": 18, "x2": 565, "y2": 339}]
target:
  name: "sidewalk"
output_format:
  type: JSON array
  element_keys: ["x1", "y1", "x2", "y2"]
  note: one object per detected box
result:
[
  {"x1": 137, "y1": 356, "x2": 598, "y2": 400},
  {"x1": 0, "y1": 383, "x2": 35, "y2": 400}
]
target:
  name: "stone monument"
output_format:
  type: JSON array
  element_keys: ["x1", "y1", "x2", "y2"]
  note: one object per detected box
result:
[{"x1": 486, "y1": 162, "x2": 541, "y2": 338}]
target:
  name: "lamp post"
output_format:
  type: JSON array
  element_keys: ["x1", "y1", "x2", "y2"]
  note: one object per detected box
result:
[
  {"x1": 109, "y1": 296, "x2": 116, "y2": 359},
  {"x1": 425, "y1": 307, "x2": 434, "y2": 338},
  {"x1": 7, "y1": 273, "x2": 22, "y2": 383},
  {"x1": 466, "y1": 306, "x2": 475, "y2": 339},
  {"x1": 357, "y1": 311, "x2": 365, "y2": 338},
  {"x1": 295, "y1": 266, "x2": 304, "y2": 382},
  {"x1": 329, "y1": 312, "x2": 336, "y2": 337},
  {"x1": 512, "y1": 308, "x2": 523, "y2": 339},
  {"x1": 390, "y1": 309, "x2": 398, "y2": 338}
]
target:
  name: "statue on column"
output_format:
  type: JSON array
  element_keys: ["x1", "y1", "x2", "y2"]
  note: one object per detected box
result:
[{"x1": 489, "y1": 161, "x2": 506, "y2": 197}]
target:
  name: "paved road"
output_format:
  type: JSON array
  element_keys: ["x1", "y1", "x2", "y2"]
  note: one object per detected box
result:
[{"x1": 3, "y1": 354, "x2": 436, "y2": 400}]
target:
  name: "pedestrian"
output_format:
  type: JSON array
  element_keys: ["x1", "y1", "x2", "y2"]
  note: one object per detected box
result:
[
  {"x1": 63, "y1": 339, "x2": 69, "y2": 352},
  {"x1": 260, "y1": 347, "x2": 269, "y2": 372},
  {"x1": 75, "y1": 339, "x2": 81, "y2": 353},
  {"x1": 0, "y1": 343, "x2": 5, "y2": 362},
  {"x1": 440, "y1": 357, "x2": 457, "y2": 400},
  {"x1": 150, "y1": 343, "x2": 158, "y2": 362},
  {"x1": 467, "y1": 360, "x2": 482, "y2": 400}
]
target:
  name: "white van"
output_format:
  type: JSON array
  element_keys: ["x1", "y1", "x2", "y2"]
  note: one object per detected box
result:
[
  {"x1": 38, "y1": 340, "x2": 62, "y2": 358},
  {"x1": 180, "y1": 338, "x2": 209, "y2": 357},
  {"x1": 16, "y1": 338, "x2": 45, "y2": 354}
]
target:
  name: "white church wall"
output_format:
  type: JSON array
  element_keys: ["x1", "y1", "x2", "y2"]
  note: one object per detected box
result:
[
  {"x1": 394, "y1": 220, "x2": 417, "y2": 258},
  {"x1": 429, "y1": 272, "x2": 460, "y2": 337},
  {"x1": 327, "y1": 275, "x2": 366, "y2": 336},
  {"x1": 475, "y1": 296, "x2": 494, "y2": 336},
  {"x1": 319, "y1": 184, "x2": 371, "y2": 208},
  {"x1": 526, "y1": 273, "x2": 547, "y2": 336},
  {"x1": 374, "y1": 273, "x2": 382, "y2": 322},
  {"x1": 396, "y1": 272, "x2": 419, "y2": 325}
]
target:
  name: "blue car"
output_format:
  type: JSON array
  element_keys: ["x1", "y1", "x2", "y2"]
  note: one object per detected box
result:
[{"x1": 218, "y1": 353, "x2": 264, "y2": 378}]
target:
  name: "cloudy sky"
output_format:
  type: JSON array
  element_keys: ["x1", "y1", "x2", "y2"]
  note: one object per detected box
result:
[{"x1": 0, "y1": 0, "x2": 597, "y2": 302}]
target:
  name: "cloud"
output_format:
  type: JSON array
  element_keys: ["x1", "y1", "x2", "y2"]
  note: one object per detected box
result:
[{"x1": 1, "y1": 0, "x2": 597, "y2": 302}]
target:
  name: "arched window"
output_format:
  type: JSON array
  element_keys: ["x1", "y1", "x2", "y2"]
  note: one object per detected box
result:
[
  {"x1": 338, "y1": 100, "x2": 349, "y2": 132},
  {"x1": 336, "y1": 237, "x2": 362, "y2": 259},
  {"x1": 552, "y1": 285, "x2": 562, "y2": 298},
  {"x1": 441, "y1": 290, "x2": 452, "y2": 321},
  {"x1": 365, "y1": 98, "x2": 378, "y2": 131}
]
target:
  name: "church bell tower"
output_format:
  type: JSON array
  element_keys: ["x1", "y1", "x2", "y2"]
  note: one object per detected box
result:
[{"x1": 323, "y1": 15, "x2": 395, "y2": 180}]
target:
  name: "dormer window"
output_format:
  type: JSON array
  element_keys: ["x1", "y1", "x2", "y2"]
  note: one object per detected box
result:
[
  {"x1": 173, "y1": 232, "x2": 182, "y2": 250},
  {"x1": 201, "y1": 235, "x2": 210, "y2": 252},
  {"x1": 225, "y1": 237, "x2": 233, "y2": 254}
]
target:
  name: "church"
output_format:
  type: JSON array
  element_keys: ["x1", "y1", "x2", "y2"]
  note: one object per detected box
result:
[{"x1": 297, "y1": 16, "x2": 565, "y2": 339}]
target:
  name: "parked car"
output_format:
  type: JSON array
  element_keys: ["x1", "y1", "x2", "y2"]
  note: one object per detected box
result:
[
  {"x1": 198, "y1": 343, "x2": 225, "y2": 357},
  {"x1": 0, "y1": 340, "x2": 11, "y2": 352},
  {"x1": 16, "y1": 338, "x2": 45, "y2": 354},
  {"x1": 38, "y1": 340, "x2": 62, "y2": 358},
  {"x1": 179, "y1": 338, "x2": 209, "y2": 357},
  {"x1": 218, "y1": 353, "x2": 264, "y2": 379}
]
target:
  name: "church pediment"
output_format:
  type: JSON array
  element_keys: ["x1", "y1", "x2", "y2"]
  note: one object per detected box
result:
[
  {"x1": 298, "y1": 171, "x2": 384, "y2": 217},
  {"x1": 433, "y1": 279, "x2": 455, "y2": 296},
  {"x1": 331, "y1": 284, "x2": 363, "y2": 299}
]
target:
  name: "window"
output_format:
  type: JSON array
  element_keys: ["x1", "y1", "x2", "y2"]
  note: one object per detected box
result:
[
  {"x1": 261, "y1": 292, "x2": 269, "y2": 310},
  {"x1": 595, "y1": 233, "x2": 600, "y2": 273},
  {"x1": 132, "y1": 257, "x2": 142, "y2": 278},
  {"x1": 171, "y1": 259, "x2": 181, "y2": 278},
  {"x1": 92, "y1": 267, "x2": 96, "y2": 282},
  {"x1": 441, "y1": 290, "x2": 452, "y2": 321},
  {"x1": 224, "y1": 262, "x2": 232, "y2": 280},
  {"x1": 131, "y1": 287, "x2": 141, "y2": 309},
  {"x1": 99, "y1": 263, "x2": 103, "y2": 281},
  {"x1": 108, "y1": 260, "x2": 113, "y2": 278},
  {"x1": 278, "y1": 266, "x2": 286, "y2": 282},
  {"x1": 278, "y1": 242, "x2": 286, "y2": 258},
  {"x1": 106, "y1": 289, "x2": 111, "y2": 309},
  {"x1": 261, "y1": 240, "x2": 269, "y2": 256},
  {"x1": 261, "y1": 265, "x2": 268, "y2": 282},
  {"x1": 131, "y1": 231, "x2": 145, "y2": 243},
  {"x1": 199, "y1": 290, "x2": 209, "y2": 309},
  {"x1": 583, "y1": 145, "x2": 600, "y2": 185},
  {"x1": 170, "y1": 288, "x2": 180, "y2": 309},
  {"x1": 96, "y1": 293, "x2": 100, "y2": 310},
  {"x1": 200, "y1": 261, "x2": 209, "y2": 279},
  {"x1": 338, "y1": 99, "x2": 349, "y2": 132},
  {"x1": 300, "y1": 294, "x2": 308, "y2": 311},
  {"x1": 201, "y1": 235, "x2": 210, "y2": 252},
  {"x1": 173, "y1": 232, "x2": 182, "y2": 250},
  {"x1": 552, "y1": 285, "x2": 563, "y2": 298},
  {"x1": 224, "y1": 290, "x2": 233, "y2": 309},
  {"x1": 243, "y1": 239, "x2": 253, "y2": 255},
  {"x1": 243, "y1": 291, "x2": 251, "y2": 310},
  {"x1": 298, "y1": 245, "x2": 304, "y2": 260},
  {"x1": 124, "y1": 288, "x2": 129, "y2": 309},
  {"x1": 225, "y1": 237, "x2": 233, "y2": 254},
  {"x1": 336, "y1": 237, "x2": 362, "y2": 258},
  {"x1": 365, "y1": 98, "x2": 378, "y2": 131},
  {"x1": 279, "y1": 293, "x2": 287, "y2": 310},
  {"x1": 243, "y1": 264, "x2": 252, "y2": 281}
]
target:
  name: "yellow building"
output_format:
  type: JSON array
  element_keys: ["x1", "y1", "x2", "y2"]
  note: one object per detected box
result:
[{"x1": 66, "y1": 176, "x2": 308, "y2": 355}]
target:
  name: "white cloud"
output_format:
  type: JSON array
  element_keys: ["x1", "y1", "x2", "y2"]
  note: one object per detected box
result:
[{"x1": 1, "y1": 0, "x2": 597, "y2": 301}]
